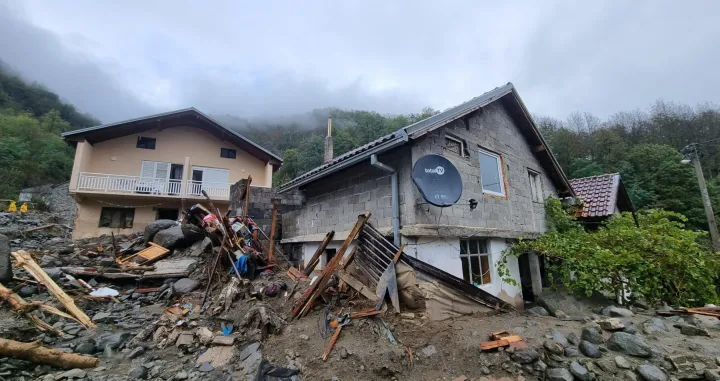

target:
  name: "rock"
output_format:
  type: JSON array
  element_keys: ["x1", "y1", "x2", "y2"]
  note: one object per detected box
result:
[
  {"x1": 196, "y1": 327, "x2": 214, "y2": 344},
  {"x1": 176, "y1": 333, "x2": 195, "y2": 348},
  {"x1": 197, "y1": 346, "x2": 238, "y2": 368},
  {"x1": 615, "y1": 356, "x2": 631, "y2": 369},
  {"x1": 421, "y1": 345, "x2": 437, "y2": 357},
  {"x1": 174, "y1": 371, "x2": 188, "y2": 380},
  {"x1": 567, "y1": 332, "x2": 580, "y2": 345},
  {"x1": 598, "y1": 318, "x2": 625, "y2": 331},
  {"x1": 565, "y1": 347, "x2": 580, "y2": 357},
  {"x1": 180, "y1": 223, "x2": 205, "y2": 244},
  {"x1": 642, "y1": 318, "x2": 670, "y2": 335},
  {"x1": 172, "y1": 278, "x2": 200, "y2": 295},
  {"x1": 581, "y1": 326, "x2": 604, "y2": 344},
  {"x1": 546, "y1": 367, "x2": 574, "y2": 381},
  {"x1": 637, "y1": 364, "x2": 667, "y2": 381},
  {"x1": 526, "y1": 306, "x2": 550, "y2": 316},
  {"x1": 570, "y1": 361, "x2": 593, "y2": 381},
  {"x1": 625, "y1": 370, "x2": 639, "y2": 381},
  {"x1": 609, "y1": 307, "x2": 635, "y2": 318},
  {"x1": 534, "y1": 360, "x2": 548, "y2": 372},
  {"x1": 198, "y1": 362, "x2": 215, "y2": 372},
  {"x1": 211, "y1": 335, "x2": 236, "y2": 346},
  {"x1": 92, "y1": 312, "x2": 112, "y2": 323},
  {"x1": 18, "y1": 285, "x2": 37, "y2": 297},
  {"x1": 579, "y1": 340, "x2": 602, "y2": 359},
  {"x1": 144, "y1": 219, "x2": 177, "y2": 244},
  {"x1": 0, "y1": 234, "x2": 11, "y2": 282},
  {"x1": 75, "y1": 341, "x2": 96, "y2": 355},
  {"x1": 129, "y1": 365, "x2": 148, "y2": 379},
  {"x1": 512, "y1": 349, "x2": 539, "y2": 364},
  {"x1": 339, "y1": 347, "x2": 349, "y2": 359},
  {"x1": 127, "y1": 346, "x2": 145, "y2": 359},
  {"x1": 552, "y1": 330, "x2": 570, "y2": 347},
  {"x1": 299, "y1": 334, "x2": 309, "y2": 341},
  {"x1": 705, "y1": 369, "x2": 720, "y2": 381},
  {"x1": 239, "y1": 341, "x2": 261, "y2": 361},
  {"x1": 544, "y1": 340, "x2": 565, "y2": 355},
  {"x1": 94, "y1": 331, "x2": 130, "y2": 352},
  {"x1": 153, "y1": 225, "x2": 186, "y2": 249},
  {"x1": 607, "y1": 332, "x2": 652, "y2": 358},
  {"x1": 57, "y1": 368, "x2": 87, "y2": 379},
  {"x1": 555, "y1": 310, "x2": 569, "y2": 319},
  {"x1": 679, "y1": 325, "x2": 710, "y2": 337},
  {"x1": 400, "y1": 312, "x2": 416, "y2": 319}
]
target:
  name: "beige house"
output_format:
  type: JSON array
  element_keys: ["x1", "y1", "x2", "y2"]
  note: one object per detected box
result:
[{"x1": 62, "y1": 108, "x2": 282, "y2": 239}]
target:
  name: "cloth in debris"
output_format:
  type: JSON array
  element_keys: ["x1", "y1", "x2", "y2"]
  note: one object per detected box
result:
[
  {"x1": 232, "y1": 254, "x2": 249, "y2": 276},
  {"x1": 396, "y1": 263, "x2": 426, "y2": 310},
  {"x1": 255, "y1": 359, "x2": 300, "y2": 381},
  {"x1": 418, "y1": 280, "x2": 493, "y2": 321}
]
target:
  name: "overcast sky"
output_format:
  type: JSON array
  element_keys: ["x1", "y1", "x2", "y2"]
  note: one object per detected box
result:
[{"x1": 2, "y1": 1, "x2": 719, "y2": 124}]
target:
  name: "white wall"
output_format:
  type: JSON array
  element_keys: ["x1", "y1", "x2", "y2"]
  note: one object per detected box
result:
[
  {"x1": 405, "y1": 236, "x2": 524, "y2": 307},
  {"x1": 302, "y1": 240, "x2": 356, "y2": 272}
]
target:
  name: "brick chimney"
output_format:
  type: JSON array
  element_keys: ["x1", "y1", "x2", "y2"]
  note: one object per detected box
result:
[{"x1": 324, "y1": 117, "x2": 333, "y2": 163}]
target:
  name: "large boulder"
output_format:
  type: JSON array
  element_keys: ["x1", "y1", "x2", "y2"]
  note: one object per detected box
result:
[
  {"x1": 570, "y1": 361, "x2": 593, "y2": 381},
  {"x1": 144, "y1": 220, "x2": 177, "y2": 244},
  {"x1": 180, "y1": 223, "x2": 205, "y2": 244},
  {"x1": 172, "y1": 278, "x2": 200, "y2": 295},
  {"x1": 512, "y1": 348, "x2": 539, "y2": 364},
  {"x1": 579, "y1": 340, "x2": 602, "y2": 358},
  {"x1": 94, "y1": 332, "x2": 131, "y2": 352},
  {"x1": 581, "y1": 326, "x2": 604, "y2": 344},
  {"x1": 152, "y1": 226, "x2": 186, "y2": 250},
  {"x1": 607, "y1": 332, "x2": 652, "y2": 357},
  {"x1": 0, "y1": 234, "x2": 11, "y2": 282}
]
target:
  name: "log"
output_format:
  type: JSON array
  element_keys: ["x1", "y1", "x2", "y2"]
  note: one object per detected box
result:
[
  {"x1": 11, "y1": 251, "x2": 95, "y2": 328},
  {"x1": 0, "y1": 283, "x2": 80, "y2": 334},
  {"x1": 0, "y1": 338, "x2": 98, "y2": 369}
]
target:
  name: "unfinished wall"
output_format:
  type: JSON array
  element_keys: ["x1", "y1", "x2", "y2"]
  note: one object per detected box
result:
[
  {"x1": 229, "y1": 180, "x2": 304, "y2": 236},
  {"x1": 408, "y1": 102, "x2": 558, "y2": 235},
  {"x1": 281, "y1": 146, "x2": 412, "y2": 242}
]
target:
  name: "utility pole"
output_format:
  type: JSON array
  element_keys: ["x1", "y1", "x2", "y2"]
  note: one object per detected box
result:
[{"x1": 685, "y1": 144, "x2": 720, "y2": 252}]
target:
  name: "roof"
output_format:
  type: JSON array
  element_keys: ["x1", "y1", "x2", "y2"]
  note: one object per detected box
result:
[
  {"x1": 569, "y1": 173, "x2": 634, "y2": 218},
  {"x1": 61, "y1": 107, "x2": 283, "y2": 166},
  {"x1": 278, "y1": 82, "x2": 574, "y2": 196}
]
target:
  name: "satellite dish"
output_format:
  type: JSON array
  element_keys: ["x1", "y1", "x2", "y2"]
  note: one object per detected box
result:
[{"x1": 411, "y1": 154, "x2": 462, "y2": 207}]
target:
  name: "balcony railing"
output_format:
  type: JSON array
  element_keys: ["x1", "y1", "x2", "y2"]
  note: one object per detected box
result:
[{"x1": 76, "y1": 172, "x2": 230, "y2": 200}]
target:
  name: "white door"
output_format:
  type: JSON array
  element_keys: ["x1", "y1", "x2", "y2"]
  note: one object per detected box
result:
[
  {"x1": 139, "y1": 161, "x2": 171, "y2": 194},
  {"x1": 190, "y1": 167, "x2": 230, "y2": 197}
]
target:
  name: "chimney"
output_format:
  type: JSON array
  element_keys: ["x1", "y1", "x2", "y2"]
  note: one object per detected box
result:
[{"x1": 324, "y1": 117, "x2": 334, "y2": 163}]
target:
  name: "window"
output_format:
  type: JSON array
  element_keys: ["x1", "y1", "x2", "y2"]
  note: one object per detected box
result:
[
  {"x1": 136, "y1": 137, "x2": 156, "y2": 149},
  {"x1": 528, "y1": 170, "x2": 543, "y2": 202},
  {"x1": 460, "y1": 239, "x2": 492, "y2": 285},
  {"x1": 445, "y1": 136, "x2": 464, "y2": 157},
  {"x1": 220, "y1": 148, "x2": 237, "y2": 159},
  {"x1": 478, "y1": 148, "x2": 505, "y2": 196},
  {"x1": 99, "y1": 207, "x2": 135, "y2": 228}
]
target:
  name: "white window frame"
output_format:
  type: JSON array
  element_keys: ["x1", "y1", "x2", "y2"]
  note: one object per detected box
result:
[
  {"x1": 528, "y1": 169, "x2": 543, "y2": 202},
  {"x1": 478, "y1": 148, "x2": 506, "y2": 197},
  {"x1": 445, "y1": 135, "x2": 464, "y2": 157},
  {"x1": 459, "y1": 239, "x2": 492, "y2": 285}
]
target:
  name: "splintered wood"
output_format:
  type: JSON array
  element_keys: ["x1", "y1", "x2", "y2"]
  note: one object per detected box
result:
[
  {"x1": 11, "y1": 250, "x2": 96, "y2": 328},
  {"x1": 0, "y1": 283, "x2": 78, "y2": 334},
  {"x1": 480, "y1": 330, "x2": 527, "y2": 351},
  {"x1": 116, "y1": 242, "x2": 170, "y2": 265}
]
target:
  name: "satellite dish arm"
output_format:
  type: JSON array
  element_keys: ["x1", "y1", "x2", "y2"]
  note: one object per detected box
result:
[{"x1": 370, "y1": 154, "x2": 401, "y2": 247}]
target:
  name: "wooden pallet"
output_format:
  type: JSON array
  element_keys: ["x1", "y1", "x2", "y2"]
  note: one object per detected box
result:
[{"x1": 117, "y1": 242, "x2": 170, "y2": 265}]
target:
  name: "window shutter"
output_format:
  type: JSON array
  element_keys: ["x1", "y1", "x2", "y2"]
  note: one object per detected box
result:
[
  {"x1": 155, "y1": 162, "x2": 170, "y2": 180},
  {"x1": 140, "y1": 161, "x2": 155, "y2": 179}
]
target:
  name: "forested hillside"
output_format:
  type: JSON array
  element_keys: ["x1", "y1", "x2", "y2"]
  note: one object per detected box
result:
[{"x1": 0, "y1": 63, "x2": 99, "y2": 198}]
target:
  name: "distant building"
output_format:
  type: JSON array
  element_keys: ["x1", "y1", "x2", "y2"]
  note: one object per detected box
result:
[
  {"x1": 61, "y1": 108, "x2": 282, "y2": 239},
  {"x1": 569, "y1": 173, "x2": 635, "y2": 226}
]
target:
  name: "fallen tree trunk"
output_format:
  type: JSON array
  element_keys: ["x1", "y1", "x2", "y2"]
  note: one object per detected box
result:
[
  {"x1": 12, "y1": 250, "x2": 95, "y2": 328},
  {"x1": 0, "y1": 283, "x2": 80, "y2": 334},
  {"x1": 0, "y1": 338, "x2": 98, "y2": 369}
]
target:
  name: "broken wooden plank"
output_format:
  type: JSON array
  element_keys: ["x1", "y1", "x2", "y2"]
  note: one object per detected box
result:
[
  {"x1": 304, "y1": 231, "x2": 335, "y2": 276},
  {"x1": 480, "y1": 335, "x2": 524, "y2": 351},
  {"x1": 322, "y1": 325, "x2": 343, "y2": 361},
  {"x1": 287, "y1": 267, "x2": 307, "y2": 281},
  {"x1": 24, "y1": 224, "x2": 57, "y2": 233},
  {"x1": 0, "y1": 338, "x2": 98, "y2": 369},
  {"x1": 340, "y1": 273, "x2": 378, "y2": 302},
  {"x1": 60, "y1": 267, "x2": 140, "y2": 280},
  {"x1": 12, "y1": 251, "x2": 95, "y2": 328},
  {"x1": 349, "y1": 309, "x2": 385, "y2": 319},
  {"x1": 339, "y1": 246, "x2": 357, "y2": 271},
  {"x1": 117, "y1": 242, "x2": 169, "y2": 265}
]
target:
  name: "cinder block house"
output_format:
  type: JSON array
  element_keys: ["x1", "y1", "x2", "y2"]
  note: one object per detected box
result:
[
  {"x1": 61, "y1": 108, "x2": 282, "y2": 239},
  {"x1": 278, "y1": 83, "x2": 575, "y2": 307}
]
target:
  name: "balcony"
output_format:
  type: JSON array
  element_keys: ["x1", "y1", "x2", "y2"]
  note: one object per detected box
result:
[{"x1": 75, "y1": 172, "x2": 231, "y2": 201}]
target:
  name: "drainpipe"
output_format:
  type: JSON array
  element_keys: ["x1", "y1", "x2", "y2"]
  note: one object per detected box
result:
[{"x1": 370, "y1": 154, "x2": 400, "y2": 247}]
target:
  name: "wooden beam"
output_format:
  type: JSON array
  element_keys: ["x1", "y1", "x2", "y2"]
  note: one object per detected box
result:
[
  {"x1": 12, "y1": 251, "x2": 95, "y2": 328},
  {"x1": 340, "y1": 273, "x2": 378, "y2": 301},
  {"x1": 0, "y1": 338, "x2": 98, "y2": 369},
  {"x1": 303, "y1": 231, "x2": 335, "y2": 276}
]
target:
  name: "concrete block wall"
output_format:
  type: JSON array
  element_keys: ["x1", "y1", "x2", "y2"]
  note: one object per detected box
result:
[
  {"x1": 229, "y1": 180, "x2": 304, "y2": 238},
  {"x1": 409, "y1": 102, "x2": 557, "y2": 234}
]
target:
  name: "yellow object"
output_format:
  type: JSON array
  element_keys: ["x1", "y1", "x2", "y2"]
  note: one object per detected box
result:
[
  {"x1": 20, "y1": 203, "x2": 28, "y2": 213},
  {"x1": 7, "y1": 201, "x2": 16, "y2": 213}
]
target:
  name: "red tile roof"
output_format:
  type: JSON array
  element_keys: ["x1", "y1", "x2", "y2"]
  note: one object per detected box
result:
[{"x1": 569, "y1": 173, "x2": 621, "y2": 218}]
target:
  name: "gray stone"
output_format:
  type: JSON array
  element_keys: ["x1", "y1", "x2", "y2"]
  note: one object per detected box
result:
[
  {"x1": 94, "y1": 331, "x2": 130, "y2": 352},
  {"x1": 339, "y1": 347, "x2": 349, "y2": 359},
  {"x1": 129, "y1": 365, "x2": 148, "y2": 379},
  {"x1": 565, "y1": 347, "x2": 581, "y2": 357},
  {"x1": 526, "y1": 306, "x2": 550, "y2": 316},
  {"x1": 421, "y1": 345, "x2": 437, "y2": 357},
  {"x1": 75, "y1": 341, "x2": 96, "y2": 355},
  {"x1": 625, "y1": 370, "x2": 639, "y2": 381},
  {"x1": 144, "y1": 219, "x2": 177, "y2": 244},
  {"x1": 534, "y1": 360, "x2": 548, "y2": 372},
  {"x1": 512, "y1": 348, "x2": 539, "y2": 364},
  {"x1": 607, "y1": 332, "x2": 652, "y2": 358},
  {"x1": 679, "y1": 325, "x2": 710, "y2": 337},
  {"x1": 172, "y1": 278, "x2": 200, "y2": 295},
  {"x1": 198, "y1": 362, "x2": 214, "y2": 372},
  {"x1": 92, "y1": 312, "x2": 112, "y2": 323},
  {"x1": 615, "y1": 356, "x2": 631, "y2": 369},
  {"x1": 637, "y1": 364, "x2": 667, "y2": 381},
  {"x1": 546, "y1": 367, "x2": 574, "y2": 381},
  {"x1": 175, "y1": 333, "x2": 194, "y2": 348},
  {"x1": 174, "y1": 371, "x2": 188, "y2": 380},
  {"x1": 18, "y1": 285, "x2": 37, "y2": 297},
  {"x1": 180, "y1": 223, "x2": 205, "y2": 244},
  {"x1": 609, "y1": 307, "x2": 635, "y2": 318},
  {"x1": 0, "y1": 234, "x2": 10, "y2": 282},
  {"x1": 567, "y1": 332, "x2": 580, "y2": 345},
  {"x1": 57, "y1": 368, "x2": 87, "y2": 379},
  {"x1": 581, "y1": 326, "x2": 604, "y2": 344},
  {"x1": 705, "y1": 369, "x2": 720, "y2": 381},
  {"x1": 570, "y1": 361, "x2": 593, "y2": 381},
  {"x1": 153, "y1": 225, "x2": 186, "y2": 249},
  {"x1": 599, "y1": 318, "x2": 625, "y2": 331},
  {"x1": 580, "y1": 340, "x2": 602, "y2": 358},
  {"x1": 239, "y1": 341, "x2": 261, "y2": 361},
  {"x1": 552, "y1": 330, "x2": 570, "y2": 347},
  {"x1": 642, "y1": 318, "x2": 670, "y2": 335},
  {"x1": 544, "y1": 340, "x2": 565, "y2": 355},
  {"x1": 127, "y1": 346, "x2": 145, "y2": 359}
]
